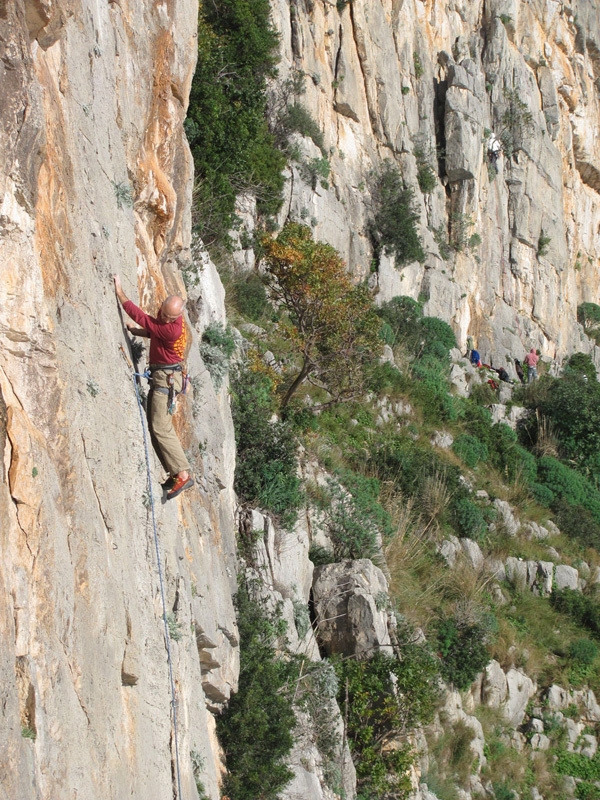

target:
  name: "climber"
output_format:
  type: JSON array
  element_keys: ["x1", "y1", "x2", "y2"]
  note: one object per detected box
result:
[
  {"x1": 113, "y1": 275, "x2": 194, "y2": 500},
  {"x1": 487, "y1": 132, "x2": 502, "y2": 172},
  {"x1": 470, "y1": 348, "x2": 482, "y2": 367},
  {"x1": 524, "y1": 347, "x2": 539, "y2": 383},
  {"x1": 514, "y1": 358, "x2": 525, "y2": 384}
]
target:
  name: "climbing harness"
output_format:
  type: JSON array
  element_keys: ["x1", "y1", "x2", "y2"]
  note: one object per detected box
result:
[
  {"x1": 131, "y1": 372, "x2": 184, "y2": 800},
  {"x1": 140, "y1": 364, "x2": 188, "y2": 415}
]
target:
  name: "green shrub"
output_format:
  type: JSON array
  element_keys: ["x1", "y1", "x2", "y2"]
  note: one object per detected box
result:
[
  {"x1": 537, "y1": 457, "x2": 600, "y2": 523},
  {"x1": 417, "y1": 162, "x2": 437, "y2": 193},
  {"x1": 554, "y1": 500, "x2": 600, "y2": 550},
  {"x1": 563, "y1": 352, "x2": 598, "y2": 382},
  {"x1": 577, "y1": 303, "x2": 600, "y2": 333},
  {"x1": 499, "y1": 88, "x2": 534, "y2": 158},
  {"x1": 435, "y1": 617, "x2": 492, "y2": 690},
  {"x1": 217, "y1": 584, "x2": 297, "y2": 800},
  {"x1": 186, "y1": 0, "x2": 285, "y2": 248},
  {"x1": 452, "y1": 434, "x2": 489, "y2": 468},
  {"x1": 556, "y1": 750, "x2": 600, "y2": 782},
  {"x1": 531, "y1": 482, "x2": 554, "y2": 506},
  {"x1": 569, "y1": 638, "x2": 599, "y2": 665},
  {"x1": 577, "y1": 780, "x2": 600, "y2": 799},
  {"x1": 365, "y1": 361, "x2": 405, "y2": 395},
  {"x1": 308, "y1": 544, "x2": 335, "y2": 566},
  {"x1": 234, "y1": 273, "x2": 271, "y2": 321},
  {"x1": 333, "y1": 639, "x2": 440, "y2": 798},
  {"x1": 538, "y1": 231, "x2": 551, "y2": 257},
  {"x1": 200, "y1": 322, "x2": 237, "y2": 388},
  {"x1": 231, "y1": 366, "x2": 302, "y2": 524},
  {"x1": 369, "y1": 163, "x2": 425, "y2": 266},
  {"x1": 279, "y1": 103, "x2": 325, "y2": 152},
  {"x1": 551, "y1": 589, "x2": 600, "y2": 639},
  {"x1": 376, "y1": 296, "x2": 423, "y2": 349},
  {"x1": 323, "y1": 470, "x2": 392, "y2": 560},
  {"x1": 526, "y1": 365, "x2": 600, "y2": 483},
  {"x1": 453, "y1": 496, "x2": 487, "y2": 540}
]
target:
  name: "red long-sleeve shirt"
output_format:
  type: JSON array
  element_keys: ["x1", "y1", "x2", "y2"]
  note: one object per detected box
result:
[{"x1": 123, "y1": 300, "x2": 187, "y2": 365}]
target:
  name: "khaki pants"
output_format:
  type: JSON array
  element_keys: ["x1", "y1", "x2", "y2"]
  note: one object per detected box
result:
[{"x1": 147, "y1": 369, "x2": 190, "y2": 476}]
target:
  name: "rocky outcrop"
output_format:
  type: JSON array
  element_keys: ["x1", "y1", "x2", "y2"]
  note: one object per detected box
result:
[
  {"x1": 268, "y1": 0, "x2": 600, "y2": 369},
  {"x1": 312, "y1": 559, "x2": 393, "y2": 657}
]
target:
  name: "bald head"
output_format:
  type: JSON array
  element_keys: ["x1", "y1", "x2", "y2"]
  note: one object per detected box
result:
[{"x1": 160, "y1": 295, "x2": 184, "y2": 322}]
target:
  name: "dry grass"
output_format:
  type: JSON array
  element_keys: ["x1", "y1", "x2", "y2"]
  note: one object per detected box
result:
[
  {"x1": 534, "y1": 410, "x2": 559, "y2": 458},
  {"x1": 384, "y1": 497, "x2": 447, "y2": 628},
  {"x1": 420, "y1": 470, "x2": 452, "y2": 532}
]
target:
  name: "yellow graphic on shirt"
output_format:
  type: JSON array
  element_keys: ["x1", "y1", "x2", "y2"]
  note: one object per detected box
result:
[{"x1": 173, "y1": 324, "x2": 187, "y2": 361}]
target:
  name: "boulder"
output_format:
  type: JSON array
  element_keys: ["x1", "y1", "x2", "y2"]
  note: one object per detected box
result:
[
  {"x1": 531, "y1": 733, "x2": 551, "y2": 751},
  {"x1": 461, "y1": 538, "x2": 484, "y2": 570},
  {"x1": 438, "y1": 536, "x2": 461, "y2": 568},
  {"x1": 505, "y1": 557, "x2": 528, "y2": 591},
  {"x1": 504, "y1": 669, "x2": 536, "y2": 727},
  {"x1": 555, "y1": 565, "x2": 579, "y2": 591},
  {"x1": 431, "y1": 431, "x2": 454, "y2": 449},
  {"x1": 493, "y1": 499, "x2": 519, "y2": 536},
  {"x1": 482, "y1": 660, "x2": 508, "y2": 708},
  {"x1": 312, "y1": 559, "x2": 392, "y2": 657}
]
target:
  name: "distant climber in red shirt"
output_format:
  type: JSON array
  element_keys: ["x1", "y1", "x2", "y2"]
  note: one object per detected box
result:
[
  {"x1": 524, "y1": 347, "x2": 539, "y2": 383},
  {"x1": 114, "y1": 275, "x2": 194, "y2": 500}
]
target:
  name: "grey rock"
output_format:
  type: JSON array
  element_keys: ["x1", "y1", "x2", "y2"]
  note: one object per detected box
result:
[
  {"x1": 494, "y1": 499, "x2": 520, "y2": 536},
  {"x1": 579, "y1": 734, "x2": 597, "y2": 758},
  {"x1": 531, "y1": 733, "x2": 551, "y2": 751},
  {"x1": 312, "y1": 559, "x2": 392, "y2": 657},
  {"x1": 504, "y1": 669, "x2": 536, "y2": 727},
  {"x1": 461, "y1": 538, "x2": 484, "y2": 570},
  {"x1": 438, "y1": 536, "x2": 462, "y2": 568},
  {"x1": 555, "y1": 565, "x2": 579, "y2": 591},
  {"x1": 482, "y1": 660, "x2": 508, "y2": 708},
  {"x1": 431, "y1": 430, "x2": 454, "y2": 449},
  {"x1": 505, "y1": 557, "x2": 528, "y2": 591}
]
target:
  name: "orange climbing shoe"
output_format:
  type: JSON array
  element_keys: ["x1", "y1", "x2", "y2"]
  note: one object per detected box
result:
[{"x1": 166, "y1": 475, "x2": 194, "y2": 500}]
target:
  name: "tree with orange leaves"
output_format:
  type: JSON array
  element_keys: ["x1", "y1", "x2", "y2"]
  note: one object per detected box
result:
[{"x1": 261, "y1": 224, "x2": 383, "y2": 407}]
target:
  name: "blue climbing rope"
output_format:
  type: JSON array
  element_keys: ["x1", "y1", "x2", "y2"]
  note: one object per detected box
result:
[{"x1": 131, "y1": 373, "x2": 184, "y2": 800}]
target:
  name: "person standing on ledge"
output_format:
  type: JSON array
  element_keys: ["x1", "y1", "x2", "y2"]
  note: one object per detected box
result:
[
  {"x1": 113, "y1": 275, "x2": 194, "y2": 500},
  {"x1": 524, "y1": 347, "x2": 539, "y2": 383}
]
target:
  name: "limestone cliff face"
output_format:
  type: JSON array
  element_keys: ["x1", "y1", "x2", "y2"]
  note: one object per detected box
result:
[
  {"x1": 269, "y1": 0, "x2": 600, "y2": 369},
  {"x1": 0, "y1": 2, "x2": 238, "y2": 798}
]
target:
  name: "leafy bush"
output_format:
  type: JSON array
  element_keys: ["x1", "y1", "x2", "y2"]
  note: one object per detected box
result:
[
  {"x1": 569, "y1": 638, "x2": 599, "y2": 666},
  {"x1": 217, "y1": 584, "x2": 297, "y2": 800},
  {"x1": 436, "y1": 617, "x2": 492, "y2": 690},
  {"x1": 577, "y1": 303, "x2": 600, "y2": 336},
  {"x1": 554, "y1": 500, "x2": 600, "y2": 550},
  {"x1": 369, "y1": 163, "x2": 425, "y2": 265},
  {"x1": 322, "y1": 470, "x2": 392, "y2": 560},
  {"x1": 186, "y1": 0, "x2": 285, "y2": 248},
  {"x1": 563, "y1": 352, "x2": 598, "y2": 382},
  {"x1": 262, "y1": 224, "x2": 383, "y2": 406},
  {"x1": 524, "y1": 369, "x2": 600, "y2": 483},
  {"x1": 453, "y1": 496, "x2": 487, "y2": 540},
  {"x1": 234, "y1": 273, "x2": 271, "y2": 321},
  {"x1": 537, "y1": 457, "x2": 600, "y2": 523},
  {"x1": 551, "y1": 589, "x2": 600, "y2": 639},
  {"x1": 333, "y1": 639, "x2": 440, "y2": 798},
  {"x1": 556, "y1": 750, "x2": 600, "y2": 782},
  {"x1": 200, "y1": 322, "x2": 237, "y2": 388},
  {"x1": 499, "y1": 88, "x2": 534, "y2": 158},
  {"x1": 231, "y1": 366, "x2": 302, "y2": 523},
  {"x1": 279, "y1": 103, "x2": 325, "y2": 152},
  {"x1": 452, "y1": 434, "x2": 489, "y2": 468}
]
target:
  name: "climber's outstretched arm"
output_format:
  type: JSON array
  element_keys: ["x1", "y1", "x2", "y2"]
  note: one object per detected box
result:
[{"x1": 113, "y1": 274, "x2": 129, "y2": 306}]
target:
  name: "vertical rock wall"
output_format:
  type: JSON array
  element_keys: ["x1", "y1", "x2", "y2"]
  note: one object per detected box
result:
[
  {"x1": 0, "y1": 2, "x2": 239, "y2": 798},
  {"x1": 270, "y1": 0, "x2": 600, "y2": 368}
]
